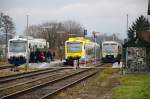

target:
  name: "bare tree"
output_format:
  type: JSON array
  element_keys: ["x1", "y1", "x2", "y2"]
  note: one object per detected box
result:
[
  {"x1": 63, "y1": 20, "x2": 84, "y2": 37},
  {"x1": 94, "y1": 33, "x2": 123, "y2": 45},
  {"x1": 24, "y1": 20, "x2": 84, "y2": 48},
  {"x1": 23, "y1": 20, "x2": 84, "y2": 59},
  {"x1": 0, "y1": 13, "x2": 15, "y2": 43},
  {"x1": 24, "y1": 24, "x2": 43, "y2": 38},
  {"x1": 0, "y1": 12, "x2": 15, "y2": 59}
]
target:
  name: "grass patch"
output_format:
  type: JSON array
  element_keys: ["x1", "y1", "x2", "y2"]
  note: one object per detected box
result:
[
  {"x1": 0, "y1": 64, "x2": 41, "y2": 77},
  {"x1": 100, "y1": 68, "x2": 118, "y2": 80},
  {"x1": 0, "y1": 70, "x2": 18, "y2": 77},
  {"x1": 0, "y1": 58, "x2": 7, "y2": 65},
  {"x1": 53, "y1": 68, "x2": 120, "y2": 99},
  {"x1": 113, "y1": 74, "x2": 150, "y2": 99},
  {"x1": 18, "y1": 64, "x2": 41, "y2": 71}
]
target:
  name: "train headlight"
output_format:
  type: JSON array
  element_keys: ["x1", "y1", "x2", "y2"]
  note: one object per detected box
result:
[
  {"x1": 102, "y1": 53, "x2": 106, "y2": 57},
  {"x1": 113, "y1": 53, "x2": 117, "y2": 58}
]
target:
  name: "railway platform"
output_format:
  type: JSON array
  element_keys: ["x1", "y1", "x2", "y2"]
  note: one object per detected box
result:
[
  {"x1": 112, "y1": 62, "x2": 122, "y2": 68},
  {"x1": 27, "y1": 60, "x2": 63, "y2": 68}
]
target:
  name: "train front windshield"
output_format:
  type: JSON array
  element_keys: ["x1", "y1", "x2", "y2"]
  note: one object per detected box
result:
[
  {"x1": 9, "y1": 41, "x2": 27, "y2": 52},
  {"x1": 67, "y1": 42, "x2": 82, "y2": 53},
  {"x1": 103, "y1": 43, "x2": 117, "y2": 53}
]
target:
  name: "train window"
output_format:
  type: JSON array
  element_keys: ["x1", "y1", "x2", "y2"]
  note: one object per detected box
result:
[
  {"x1": 111, "y1": 43, "x2": 117, "y2": 50},
  {"x1": 103, "y1": 43, "x2": 109, "y2": 46},
  {"x1": 103, "y1": 43, "x2": 117, "y2": 52},
  {"x1": 39, "y1": 43, "x2": 42, "y2": 48},
  {"x1": 9, "y1": 41, "x2": 27, "y2": 52},
  {"x1": 67, "y1": 42, "x2": 82, "y2": 52},
  {"x1": 111, "y1": 43, "x2": 117, "y2": 45}
]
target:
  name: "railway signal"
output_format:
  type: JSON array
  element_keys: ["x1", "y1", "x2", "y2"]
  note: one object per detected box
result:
[
  {"x1": 84, "y1": 29, "x2": 87, "y2": 37},
  {"x1": 84, "y1": 29, "x2": 87, "y2": 66},
  {"x1": 93, "y1": 31, "x2": 97, "y2": 64}
]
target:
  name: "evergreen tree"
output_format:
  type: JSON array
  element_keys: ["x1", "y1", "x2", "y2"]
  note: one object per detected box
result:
[{"x1": 127, "y1": 15, "x2": 149, "y2": 42}]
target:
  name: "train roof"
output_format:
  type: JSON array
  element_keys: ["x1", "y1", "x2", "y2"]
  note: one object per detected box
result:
[
  {"x1": 66, "y1": 37, "x2": 91, "y2": 42},
  {"x1": 66, "y1": 37, "x2": 100, "y2": 47},
  {"x1": 9, "y1": 36, "x2": 46, "y2": 42},
  {"x1": 102, "y1": 41, "x2": 122, "y2": 47},
  {"x1": 102, "y1": 41, "x2": 120, "y2": 44}
]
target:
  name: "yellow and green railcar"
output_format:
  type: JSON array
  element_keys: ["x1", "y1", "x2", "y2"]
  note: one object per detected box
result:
[{"x1": 64, "y1": 37, "x2": 101, "y2": 65}]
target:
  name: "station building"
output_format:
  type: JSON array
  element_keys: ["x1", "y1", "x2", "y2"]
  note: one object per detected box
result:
[{"x1": 123, "y1": 29, "x2": 150, "y2": 73}]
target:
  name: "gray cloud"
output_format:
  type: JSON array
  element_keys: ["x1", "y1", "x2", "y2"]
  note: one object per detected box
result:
[{"x1": 0, "y1": 0, "x2": 148, "y2": 39}]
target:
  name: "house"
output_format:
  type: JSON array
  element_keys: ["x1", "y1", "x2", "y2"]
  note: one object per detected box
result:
[{"x1": 123, "y1": 30, "x2": 150, "y2": 72}]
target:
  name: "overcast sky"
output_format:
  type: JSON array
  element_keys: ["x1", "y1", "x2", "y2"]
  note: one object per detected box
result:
[{"x1": 0, "y1": 0, "x2": 148, "y2": 39}]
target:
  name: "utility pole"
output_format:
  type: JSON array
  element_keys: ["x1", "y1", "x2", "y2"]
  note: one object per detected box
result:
[
  {"x1": 0, "y1": 13, "x2": 3, "y2": 28},
  {"x1": 93, "y1": 31, "x2": 97, "y2": 64},
  {"x1": 126, "y1": 14, "x2": 129, "y2": 33},
  {"x1": 25, "y1": 15, "x2": 29, "y2": 71},
  {"x1": 5, "y1": 25, "x2": 8, "y2": 60},
  {"x1": 123, "y1": 14, "x2": 129, "y2": 75}
]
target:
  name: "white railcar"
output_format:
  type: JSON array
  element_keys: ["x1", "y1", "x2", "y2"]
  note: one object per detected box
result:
[
  {"x1": 8, "y1": 36, "x2": 48, "y2": 65},
  {"x1": 102, "y1": 41, "x2": 122, "y2": 63}
]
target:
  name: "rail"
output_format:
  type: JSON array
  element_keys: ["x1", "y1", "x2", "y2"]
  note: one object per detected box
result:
[
  {"x1": 0, "y1": 64, "x2": 14, "y2": 70},
  {"x1": 0, "y1": 68, "x2": 101, "y2": 99},
  {"x1": 0, "y1": 68, "x2": 63, "y2": 83}
]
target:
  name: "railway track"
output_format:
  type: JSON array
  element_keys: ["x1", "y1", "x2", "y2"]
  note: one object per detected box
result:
[
  {"x1": 0, "y1": 63, "x2": 109, "y2": 85},
  {"x1": 0, "y1": 63, "x2": 109, "y2": 99},
  {"x1": 0, "y1": 67, "x2": 64, "y2": 82},
  {"x1": 0, "y1": 68, "x2": 73, "y2": 98},
  {"x1": 0, "y1": 64, "x2": 14, "y2": 70},
  {"x1": 40, "y1": 68, "x2": 100, "y2": 99},
  {"x1": 0, "y1": 68, "x2": 101, "y2": 99},
  {"x1": 0, "y1": 68, "x2": 66, "y2": 88}
]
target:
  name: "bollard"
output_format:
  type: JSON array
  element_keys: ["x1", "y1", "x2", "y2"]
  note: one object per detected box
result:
[
  {"x1": 74, "y1": 59, "x2": 80, "y2": 69},
  {"x1": 74, "y1": 60, "x2": 78, "y2": 69}
]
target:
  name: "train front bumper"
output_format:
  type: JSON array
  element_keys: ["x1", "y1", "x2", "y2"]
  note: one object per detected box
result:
[{"x1": 8, "y1": 56, "x2": 26, "y2": 65}]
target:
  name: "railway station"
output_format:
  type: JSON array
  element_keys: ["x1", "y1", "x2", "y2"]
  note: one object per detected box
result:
[{"x1": 0, "y1": 0, "x2": 150, "y2": 99}]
